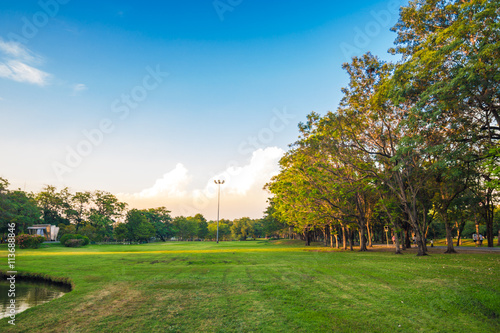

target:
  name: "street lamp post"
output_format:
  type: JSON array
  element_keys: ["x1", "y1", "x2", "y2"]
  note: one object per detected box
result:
[{"x1": 214, "y1": 180, "x2": 225, "y2": 244}]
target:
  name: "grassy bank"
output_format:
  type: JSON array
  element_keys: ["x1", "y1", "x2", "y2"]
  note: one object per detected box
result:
[{"x1": 1, "y1": 240, "x2": 499, "y2": 332}]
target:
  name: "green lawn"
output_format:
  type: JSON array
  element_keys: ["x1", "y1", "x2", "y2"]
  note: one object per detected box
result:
[{"x1": 1, "y1": 240, "x2": 499, "y2": 332}]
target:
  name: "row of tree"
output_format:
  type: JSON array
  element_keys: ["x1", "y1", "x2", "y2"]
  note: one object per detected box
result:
[
  {"x1": 266, "y1": 0, "x2": 499, "y2": 255},
  {"x1": 0, "y1": 181, "x2": 128, "y2": 242},
  {"x1": 0, "y1": 178, "x2": 285, "y2": 243},
  {"x1": 112, "y1": 212, "x2": 278, "y2": 243}
]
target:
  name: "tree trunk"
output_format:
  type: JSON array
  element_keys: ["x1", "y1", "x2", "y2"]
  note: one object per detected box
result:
[
  {"x1": 400, "y1": 229, "x2": 406, "y2": 250},
  {"x1": 394, "y1": 173, "x2": 427, "y2": 255},
  {"x1": 415, "y1": 234, "x2": 427, "y2": 255},
  {"x1": 421, "y1": 204, "x2": 428, "y2": 246},
  {"x1": 444, "y1": 217, "x2": 457, "y2": 254},
  {"x1": 304, "y1": 228, "x2": 311, "y2": 246},
  {"x1": 404, "y1": 227, "x2": 411, "y2": 249},
  {"x1": 379, "y1": 198, "x2": 402, "y2": 254},
  {"x1": 456, "y1": 216, "x2": 466, "y2": 247},
  {"x1": 329, "y1": 224, "x2": 334, "y2": 248},
  {"x1": 366, "y1": 218, "x2": 373, "y2": 247},
  {"x1": 358, "y1": 224, "x2": 368, "y2": 251},
  {"x1": 409, "y1": 218, "x2": 427, "y2": 256},
  {"x1": 335, "y1": 229, "x2": 339, "y2": 248},
  {"x1": 342, "y1": 225, "x2": 347, "y2": 250},
  {"x1": 486, "y1": 195, "x2": 494, "y2": 247},
  {"x1": 349, "y1": 228, "x2": 354, "y2": 251},
  {"x1": 393, "y1": 232, "x2": 402, "y2": 254},
  {"x1": 475, "y1": 214, "x2": 480, "y2": 247}
]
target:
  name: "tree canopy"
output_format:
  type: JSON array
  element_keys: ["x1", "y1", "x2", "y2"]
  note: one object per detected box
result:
[{"x1": 266, "y1": 0, "x2": 499, "y2": 254}]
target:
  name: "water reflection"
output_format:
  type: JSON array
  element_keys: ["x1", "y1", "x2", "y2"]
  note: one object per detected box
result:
[{"x1": 0, "y1": 280, "x2": 71, "y2": 319}]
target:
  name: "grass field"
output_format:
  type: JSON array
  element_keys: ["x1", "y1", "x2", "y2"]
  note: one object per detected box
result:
[
  {"x1": 432, "y1": 237, "x2": 499, "y2": 247},
  {"x1": 1, "y1": 240, "x2": 499, "y2": 332}
]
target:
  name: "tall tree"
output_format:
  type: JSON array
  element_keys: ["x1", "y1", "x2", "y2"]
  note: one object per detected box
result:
[
  {"x1": 231, "y1": 217, "x2": 254, "y2": 241},
  {"x1": 124, "y1": 209, "x2": 155, "y2": 242},
  {"x1": 261, "y1": 199, "x2": 288, "y2": 238},
  {"x1": 88, "y1": 191, "x2": 127, "y2": 230},
  {"x1": 391, "y1": 0, "x2": 500, "y2": 247},
  {"x1": 333, "y1": 53, "x2": 432, "y2": 255},
  {"x1": 173, "y1": 216, "x2": 199, "y2": 240},
  {"x1": 36, "y1": 186, "x2": 71, "y2": 226},
  {"x1": 68, "y1": 191, "x2": 91, "y2": 230},
  {"x1": 0, "y1": 178, "x2": 41, "y2": 234},
  {"x1": 192, "y1": 213, "x2": 209, "y2": 240},
  {"x1": 142, "y1": 207, "x2": 175, "y2": 241}
]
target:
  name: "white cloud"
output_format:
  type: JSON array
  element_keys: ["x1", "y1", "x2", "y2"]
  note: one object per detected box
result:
[
  {"x1": 198, "y1": 147, "x2": 284, "y2": 198},
  {"x1": 0, "y1": 38, "x2": 51, "y2": 86},
  {"x1": 127, "y1": 163, "x2": 191, "y2": 199},
  {"x1": 0, "y1": 39, "x2": 35, "y2": 62},
  {"x1": 117, "y1": 147, "x2": 284, "y2": 219},
  {"x1": 0, "y1": 60, "x2": 51, "y2": 86},
  {"x1": 72, "y1": 83, "x2": 88, "y2": 95}
]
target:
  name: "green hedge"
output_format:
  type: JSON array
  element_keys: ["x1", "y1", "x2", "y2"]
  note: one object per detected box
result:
[
  {"x1": 15, "y1": 234, "x2": 46, "y2": 249},
  {"x1": 65, "y1": 239, "x2": 85, "y2": 247},
  {"x1": 60, "y1": 234, "x2": 90, "y2": 247}
]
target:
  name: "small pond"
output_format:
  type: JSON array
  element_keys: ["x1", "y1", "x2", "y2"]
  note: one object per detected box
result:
[{"x1": 0, "y1": 280, "x2": 71, "y2": 319}]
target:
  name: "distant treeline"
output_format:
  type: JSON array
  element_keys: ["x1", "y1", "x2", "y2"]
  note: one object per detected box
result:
[{"x1": 0, "y1": 177, "x2": 286, "y2": 243}]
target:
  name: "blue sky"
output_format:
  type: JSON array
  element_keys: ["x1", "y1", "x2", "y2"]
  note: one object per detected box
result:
[{"x1": 0, "y1": 0, "x2": 406, "y2": 219}]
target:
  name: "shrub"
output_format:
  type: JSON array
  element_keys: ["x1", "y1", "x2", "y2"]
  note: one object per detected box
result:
[
  {"x1": 60, "y1": 234, "x2": 73, "y2": 246},
  {"x1": 60, "y1": 234, "x2": 90, "y2": 247},
  {"x1": 57, "y1": 224, "x2": 76, "y2": 240},
  {"x1": 65, "y1": 239, "x2": 84, "y2": 247},
  {"x1": 78, "y1": 225, "x2": 104, "y2": 242},
  {"x1": 15, "y1": 234, "x2": 45, "y2": 249}
]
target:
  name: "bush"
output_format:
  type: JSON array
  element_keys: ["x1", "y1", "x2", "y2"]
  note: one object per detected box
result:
[
  {"x1": 59, "y1": 234, "x2": 72, "y2": 246},
  {"x1": 65, "y1": 239, "x2": 84, "y2": 247},
  {"x1": 15, "y1": 234, "x2": 45, "y2": 249},
  {"x1": 60, "y1": 234, "x2": 90, "y2": 247},
  {"x1": 57, "y1": 224, "x2": 76, "y2": 240}
]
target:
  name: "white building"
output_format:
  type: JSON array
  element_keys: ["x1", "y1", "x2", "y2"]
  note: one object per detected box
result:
[{"x1": 27, "y1": 224, "x2": 60, "y2": 241}]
